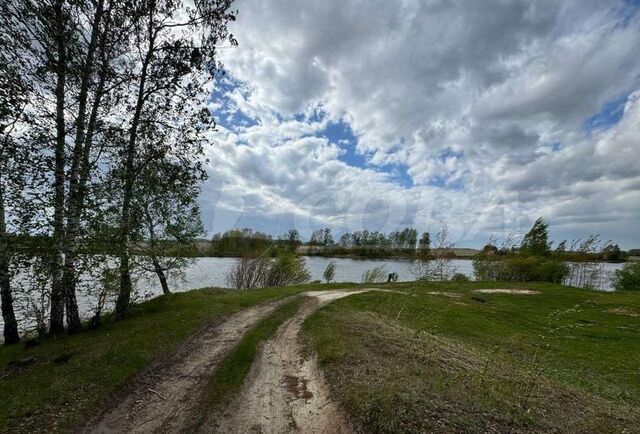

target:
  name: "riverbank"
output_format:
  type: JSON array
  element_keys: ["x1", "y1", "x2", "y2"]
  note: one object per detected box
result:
[
  {"x1": 2, "y1": 257, "x2": 626, "y2": 337},
  {"x1": 2, "y1": 281, "x2": 639, "y2": 433}
]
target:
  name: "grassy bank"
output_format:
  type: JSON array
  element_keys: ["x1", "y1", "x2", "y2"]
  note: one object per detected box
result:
[
  {"x1": 0, "y1": 284, "x2": 343, "y2": 433},
  {"x1": 303, "y1": 281, "x2": 640, "y2": 433}
]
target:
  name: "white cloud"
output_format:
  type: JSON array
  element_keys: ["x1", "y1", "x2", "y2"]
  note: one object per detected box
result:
[{"x1": 200, "y1": 0, "x2": 640, "y2": 247}]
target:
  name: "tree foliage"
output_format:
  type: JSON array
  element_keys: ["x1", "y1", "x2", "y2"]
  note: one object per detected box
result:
[
  {"x1": 0, "y1": 0, "x2": 237, "y2": 338},
  {"x1": 520, "y1": 218, "x2": 551, "y2": 257},
  {"x1": 323, "y1": 261, "x2": 336, "y2": 283},
  {"x1": 613, "y1": 262, "x2": 640, "y2": 291}
]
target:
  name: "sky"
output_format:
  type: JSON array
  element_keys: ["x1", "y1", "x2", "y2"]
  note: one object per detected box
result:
[{"x1": 199, "y1": 0, "x2": 640, "y2": 249}]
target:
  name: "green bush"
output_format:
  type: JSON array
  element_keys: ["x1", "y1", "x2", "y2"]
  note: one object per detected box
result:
[
  {"x1": 323, "y1": 261, "x2": 336, "y2": 283},
  {"x1": 613, "y1": 262, "x2": 640, "y2": 291},
  {"x1": 450, "y1": 272, "x2": 469, "y2": 282},
  {"x1": 227, "y1": 254, "x2": 311, "y2": 289},
  {"x1": 263, "y1": 254, "x2": 311, "y2": 287},
  {"x1": 472, "y1": 253, "x2": 568, "y2": 283},
  {"x1": 361, "y1": 265, "x2": 388, "y2": 283},
  {"x1": 472, "y1": 254, "x2": 502, "y2": 280}
]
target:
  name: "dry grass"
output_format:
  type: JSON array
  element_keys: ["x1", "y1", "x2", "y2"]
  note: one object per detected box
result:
[{"x1": 605, "y1": 307, "x2": 639, "y2": 317}]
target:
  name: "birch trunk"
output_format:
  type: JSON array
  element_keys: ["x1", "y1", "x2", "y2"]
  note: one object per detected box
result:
[
  {"x1": 0, "y1": 185, "x2": 19, "y2": 344},
  {"x1": 49, "y1": 0, "x2": 68, "y2": 336},
  {"x1": 62, "y1": 0, "x2": 105, "y2": 333},
  {"x1": 115, "y1": 13, "x2": 156, "y2": 319}
]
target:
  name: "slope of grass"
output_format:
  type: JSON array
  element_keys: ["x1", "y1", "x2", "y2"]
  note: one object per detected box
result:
[
  {"x1": 0, "y1": 283, "x2": 352, "y2": 433},
  {"x1": 303, "y1": 281, "x2": 640, "y2": 433}
]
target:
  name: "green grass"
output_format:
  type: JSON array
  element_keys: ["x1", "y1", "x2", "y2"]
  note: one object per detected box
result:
[
  {"x1": 0, "y1": 283, "x2": 343, "y2": 433},
  {"x1": 303, "y1": 281, "x2": 640, "y2": 433},
  {"x1": 206, "y1": 296, "x2": 302, "y2": 409}
]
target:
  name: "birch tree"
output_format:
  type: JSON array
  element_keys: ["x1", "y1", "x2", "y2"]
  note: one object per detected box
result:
[
  {"x1": 113, "y1": 0, "x2": 237, "y2": 318},
  {"x1": 133, "y1": 159, "x2": 205, "y2": 295}
]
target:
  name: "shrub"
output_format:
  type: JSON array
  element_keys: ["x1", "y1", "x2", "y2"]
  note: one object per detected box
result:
[
  {"x1": 472, "y1": 253, "x2": 568, "y2": 283},
  {"x1": 361, "y1": 265, "x2": 387, "y2": 283},
  {"x1": 323, "y1": 261, "x2": 336, "y2": 283},
  {"x1": 262, "y1": 254, "x2": 311, "y2": 287},
  {"x1": 226, "y1": 256, "x2": 272, "y2": 290},
  {"x1": 450, "y1": 273, "x2": 469, "y2": 282},
  {"x1": 472, "y1": 254, "x2": 502, "y2": 281},
  {"x1": 226, "y1": 254, "x2": 310, "y2": 289},
  {"x1": 613, "y1": 262, "x2": 640, "y2": 291}
]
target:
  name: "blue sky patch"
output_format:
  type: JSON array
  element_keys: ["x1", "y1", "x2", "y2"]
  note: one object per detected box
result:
[
  {"x1": 379, "y1": 163, "x2": 414, "y2": 188},
  {"x1": 317, "y1": 120, "x2": 367, "y2": 167},
  {"x1": 585, "y1": 93, "x2": 628, "y2": 132},
  {"x1": 550, "y1": 142, "x2": 562, "y2": 152},
  {"x1": 210, "y1": 76, "x2": 258, "y2": 131},
  {"x1": 316, "y1": 119, "x2": 414, "y2": 187},
  {"x1": 619, "y1": 0, "x2": 640, "y2": 27}
]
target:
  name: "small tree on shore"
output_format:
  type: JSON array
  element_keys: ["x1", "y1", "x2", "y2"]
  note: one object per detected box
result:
[
  {"x1": 520, "y1": 218, "x2": 551, "y2": 257},
  {"x1": 362, "y1": 265, "x2": 387, "y2": 283},
  {"x1": 323, "y1": 261, "x2": 336, "y2": 283},
  {"x1": 133, "y1": 156, "x2": 205, "y2": 296},
  {"x1": 411, "y1": 222, "x2": 455, "y2": 281},
  {"x1": 613, "y1": 262, "x2": 640, "y2": 291}
]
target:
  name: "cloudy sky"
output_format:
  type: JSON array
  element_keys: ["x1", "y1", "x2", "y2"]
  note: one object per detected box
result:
[{"x1": 201, "y1": 0, "x2": 640, "y2": 248}]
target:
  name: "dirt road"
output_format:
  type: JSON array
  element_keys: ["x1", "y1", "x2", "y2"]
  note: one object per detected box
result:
[
  {"x1": 82, "y1": 300, "x2": 285, "y2": 433},
  {"x1": 203, "y1": 289, "x2": 372, "y2": 434},
  {"x1": 84, "y1": 289, "x2": 375, "y2": 434}
]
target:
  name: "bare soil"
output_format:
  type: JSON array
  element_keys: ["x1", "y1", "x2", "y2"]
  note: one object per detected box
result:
[
  {"x1": 202, "y1": 289, "x2": 373, "y2": 434},
  {"x1": 425, "y1": 291, "x2": 462, "y2": 298},
  {"x1": 81, "y1": 300, "x2": 284, "y2": 434},
  {"x1": 474, "y1": 288, "x2": 541, "y2": 295},
  {"x1": 605, "y1": 307, "x2": 639, "y2": 317}
]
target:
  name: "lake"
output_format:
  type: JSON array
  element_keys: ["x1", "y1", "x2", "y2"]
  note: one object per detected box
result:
[
  {"x1": 4, "y1": 257, "x2": 625, "y2": 335},
  {"x1": 137, "y1": 256, "x2": 622, "y2": 292},
  {"x1": 138, "y1": 256, "x2": 477, "y2": 291}
]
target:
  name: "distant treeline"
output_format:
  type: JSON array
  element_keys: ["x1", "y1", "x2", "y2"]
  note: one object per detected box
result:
[
  {"x1": 207, "y1": 228, "x2": 300, "y2": 257},
  {"x1": 10, "y1": 228, "x2": 636, "y2": 263},
  {"x1": 203, "y1": 227, "x2": 431, "y2": 258},
  {"x1": 479, "y1": 239, "x2": 631, "y2": 263}
]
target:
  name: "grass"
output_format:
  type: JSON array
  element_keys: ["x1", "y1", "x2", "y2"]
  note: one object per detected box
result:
[
  {"x1": 303, "y1": 281, "x2": 640, "y2": 433},
  {"x1": 4, "y1": 280, "x2": 638, "y2": 433},
  {"x1": 206, "y1": 296, "x2": 302, "y2": 409},
  {"x1": 0, "y1": 283, "x2": 345, "y2": 433}
]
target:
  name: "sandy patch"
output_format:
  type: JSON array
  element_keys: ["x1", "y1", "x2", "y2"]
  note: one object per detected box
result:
[
  {"x1": 425, "y1": 291, "x2": 462, "y2": 298},
  {"x1": 474, "y1": 288, "x2": 541, "y2": 295},
  {"x1": 605, "y1": 307, "x2": 639, "y2": 317}
]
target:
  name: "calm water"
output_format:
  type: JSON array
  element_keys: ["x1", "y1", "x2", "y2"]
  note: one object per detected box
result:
[
  {"x1": 4, "y1": 257, "x2": 625, "y2": 335},
  {"x1": 141, "y1": 256, "x2": 621, "y2": 292},
  {"x1": 141, "y1": 256, "x2": 477, "y2": 291}
]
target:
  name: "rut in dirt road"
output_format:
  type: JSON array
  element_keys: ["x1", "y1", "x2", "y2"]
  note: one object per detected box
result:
[
  {"x1": 204, "y1": 289, "x2": 375, "y2": 434},
  {"x1": 82, "y1": 300, "x2": 285, "y2": 434}
]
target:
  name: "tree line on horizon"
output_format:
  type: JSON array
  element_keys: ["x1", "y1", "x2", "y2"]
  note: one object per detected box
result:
[
  {"x1": 207, "y1": 223, "x2": 632, "y2": 262},
  {"x1": 207, "y1": 226, "x2": 432, "y2": 257},
  {"x1": 0, "y1": 0, "x2": 238, "y2": 344}
]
